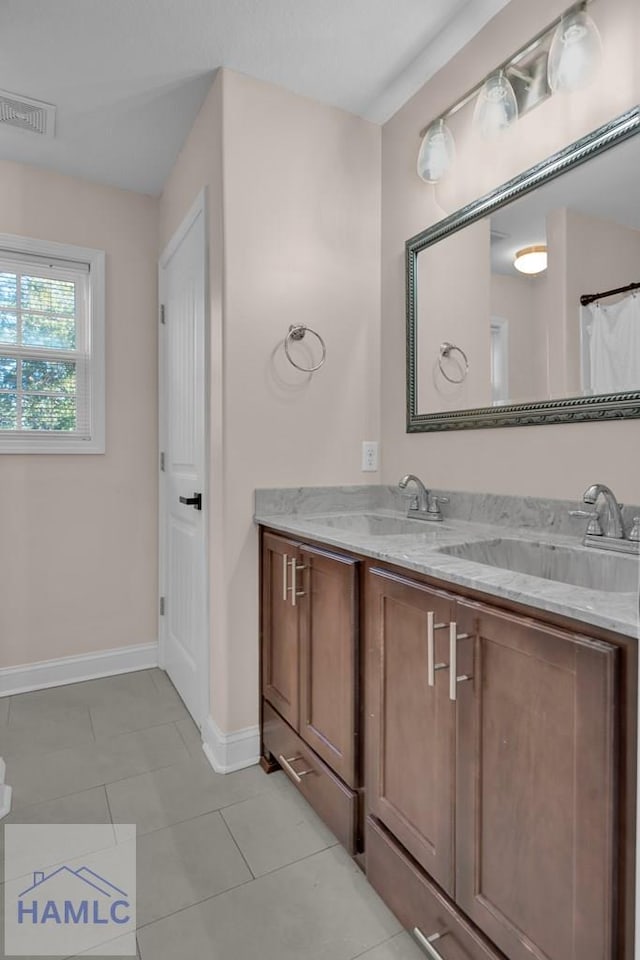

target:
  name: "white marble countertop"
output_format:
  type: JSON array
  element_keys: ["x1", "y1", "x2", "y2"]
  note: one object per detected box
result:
[{"x1": 255, "y1": 488, "x2": 640, "y2": 640}]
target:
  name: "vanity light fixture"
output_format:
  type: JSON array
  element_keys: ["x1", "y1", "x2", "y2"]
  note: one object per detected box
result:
[
  {"x1": 547, "y1": 4, "x2": 603, "y2": 93},
  {"x1": 513, "y1": 244, "x2": 548, "y2": 275},
  {"x1": 417, "y1": 0, "x2": 602, "y2": 183},
  {"x1": 473, "y1": 70, "x2": 519, "y2": 140},
  {"x1": 417, "y1": 118, "x2": 456, "y2": 182}
]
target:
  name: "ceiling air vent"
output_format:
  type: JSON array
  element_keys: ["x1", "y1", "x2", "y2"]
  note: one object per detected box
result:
[{"x1": 0, "y1": 90, "x2": 56, "y2": 137}]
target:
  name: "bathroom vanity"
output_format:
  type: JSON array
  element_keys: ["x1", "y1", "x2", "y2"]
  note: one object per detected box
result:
[{"x1": 256, "y1": 486, "x2": 638, "y2": 960}]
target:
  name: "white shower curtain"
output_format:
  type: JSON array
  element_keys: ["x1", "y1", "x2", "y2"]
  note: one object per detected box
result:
[{"x1": 582, "y1": 293, "x2": 640, "y2": 394}]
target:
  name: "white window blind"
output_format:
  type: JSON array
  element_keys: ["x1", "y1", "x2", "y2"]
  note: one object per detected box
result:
[{"x1": 0, "y1": 235, "x2": 105, "y2": 454}]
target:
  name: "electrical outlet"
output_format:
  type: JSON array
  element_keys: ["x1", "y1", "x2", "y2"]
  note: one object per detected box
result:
[{"x1": 361, "y1": 441, "x2": 379, "y2": 472}]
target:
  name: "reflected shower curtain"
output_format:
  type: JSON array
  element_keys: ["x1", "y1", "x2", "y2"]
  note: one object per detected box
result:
[{"x1": 582, "y1": 293, "x2": 640, "y2": 394}]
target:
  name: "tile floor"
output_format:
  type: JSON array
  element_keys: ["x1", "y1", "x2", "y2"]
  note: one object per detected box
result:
[{"x1": 0, "y1": 669, "x2": 424, "y2": 960}]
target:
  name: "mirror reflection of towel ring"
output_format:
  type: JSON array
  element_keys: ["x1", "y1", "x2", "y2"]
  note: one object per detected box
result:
[
  {"x1": 438, "y1": 341, "x2": 469, "y2": 384},
  {"x1": 284, "y1": 324, "x2": 327, "y2": 373}
]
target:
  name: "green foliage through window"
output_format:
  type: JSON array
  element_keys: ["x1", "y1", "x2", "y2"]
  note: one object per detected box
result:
[
  {"x1": 0, "y1": 311, "x2": 17, "y2": 343},
  {"x1": 0, "y1": 356, "x2": 17, "y2": 390},
  {"x1": 0, "y1": 274, "x2": 17, "y2": 308},
  {"x1": 21, "y1": 276, "x2": 75, "y2": 315},
  {"x1": 0, "y1": 269, "x2": 80, "y2": 433},
  {"x1": 0, "y1": 394, "x2": 16, "y2": 429},
  {"x1": 22, "y1": 395, "x2": 76, "y2": 431}
]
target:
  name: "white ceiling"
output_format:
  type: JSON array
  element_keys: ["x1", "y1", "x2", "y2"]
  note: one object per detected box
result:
[
  {"x1": 491, "y1": 134, "x2": 640, "y2": 276},
  {"x1": 0, "y1": 0, "x2": 511, "y2": 195}
]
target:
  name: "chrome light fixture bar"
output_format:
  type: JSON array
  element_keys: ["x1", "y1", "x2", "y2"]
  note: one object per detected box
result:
[{"x1": 417, "y1": 0, "x2": 601, "y2": 181}]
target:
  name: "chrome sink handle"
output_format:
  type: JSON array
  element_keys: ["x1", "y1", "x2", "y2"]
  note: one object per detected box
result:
[
  {"x1": 427, "y1": 494, "x2": 449, "y2": 521},
  {"x1": 568, "y1": 509, "x2": 603, "y2": 537},
  {"x1": 630, "y1": 517, "x2": 640, "y2": 542}
]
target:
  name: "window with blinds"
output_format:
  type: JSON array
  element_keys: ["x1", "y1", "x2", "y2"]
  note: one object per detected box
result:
[{"x1": 0, "y1": 236, "x2": 105, "y2": 453}]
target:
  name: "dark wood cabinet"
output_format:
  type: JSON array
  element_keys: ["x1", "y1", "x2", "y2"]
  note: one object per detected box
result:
[
  {"x1": 262, "y1": 532, "x2": 300, "y2": 728},
  {"x1": 454, "y1": 599, "x2": 618, "y2": 960},
  {"x1": 299, "y1": 545, "x2": 359, "y2": 787},
  {"x1": 260, "y1": 530, "x2": 359, "y2": 822},
  {"x1": 365, "y1": 568, "x2": 621, "y2": 960},
  {"x1": 366, "y1": 816, "x2": 503, "y2": 960},
  {"x1": 365, "y1": 567, "x2": 457, "y2": 894},
  {"x1": 263, "y1": 702, "x2": 358, "y2": 851},
  {"x1": 260, "y1": 527, "x2": 633, "y2": 958}
]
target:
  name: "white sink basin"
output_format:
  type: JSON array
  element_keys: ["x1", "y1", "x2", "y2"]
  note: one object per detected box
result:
[
  {"x1": 303, "y1": 513, "x2": 436, "y2": 536},
  {"x1": 439, "y1": 539, "x2": 639, "y2": 593}
]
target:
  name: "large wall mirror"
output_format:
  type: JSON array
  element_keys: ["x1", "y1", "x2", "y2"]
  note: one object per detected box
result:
[{"x1": 406, "y1": 107, "x2": 640, "y2": 431}]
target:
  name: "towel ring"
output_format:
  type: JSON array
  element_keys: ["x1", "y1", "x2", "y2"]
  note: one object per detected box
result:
[
  {"x1": 284, "y1": 324, "x2": 326, "y2": 373},
  {"x1": 438, "y1": 341, "x2": 469, "y2": 384}
]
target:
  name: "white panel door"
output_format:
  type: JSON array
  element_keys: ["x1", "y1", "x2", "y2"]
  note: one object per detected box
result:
[{"x1": 159, "y1": 195, "x2": 207, "y2": 726}]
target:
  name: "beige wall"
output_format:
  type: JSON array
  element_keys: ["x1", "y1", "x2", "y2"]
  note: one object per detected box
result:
[
  {"x1": 490, "y1": 273, "x2": 546, "y2": 402},
  {"x1": 160, "y1": 69, "x2": 381, "y2": 733},
  {"x1": 222, "y1": 71, "x2": 381, "y2": 732},
  {"x1": 418, "y1": 221, "x2": 491, "y2": 411},
  {"x1": 0, "y1": 162, "x2": 159, "y2": 669},
  {"x1": 381, "y1": 0, "x2": 640, "y2": 502}
]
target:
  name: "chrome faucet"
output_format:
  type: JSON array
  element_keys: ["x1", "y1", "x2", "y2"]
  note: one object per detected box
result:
[
  {"x1": 399, "y1": 474, "x2": 429, "y2": 512},
  {"x1": 582, "y1": 483, "x2": 624, "y2": 539},
  {"x1": 398, "y1": 475, "x2": 448, "y2": 521},
  {"x1": 569, "y1": 482, "x2": 639, "y2": 555}
]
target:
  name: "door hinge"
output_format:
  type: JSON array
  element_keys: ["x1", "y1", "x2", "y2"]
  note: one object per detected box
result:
[
  {"x1": 160, "y1": 596, "x2": 165, "y2": 616},
  {"x1": 160, "y1": 451, "x2": 165, "y2": 472},
  {"x1": 160, "y1": 304, "x2": 166, "y2": 325}
]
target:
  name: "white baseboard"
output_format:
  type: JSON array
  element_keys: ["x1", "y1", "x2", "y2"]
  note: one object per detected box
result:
[
  {"x1": 0, "y1": 643, "x2": 159, "y2": 698},
  {"x1": 0, "y1": 757, "x2": 12, "y2": 819},
  {"x1": 201, "y1": 715, "x2": 260, "y2": 774},
  {"x1": 0, "y1": 783, "x2": 12, "y2": 820}
]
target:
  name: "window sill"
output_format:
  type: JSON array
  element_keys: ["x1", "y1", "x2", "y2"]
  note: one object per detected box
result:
[{"x1": 0, "y1": 437, "x2": 105, "y2": 454}]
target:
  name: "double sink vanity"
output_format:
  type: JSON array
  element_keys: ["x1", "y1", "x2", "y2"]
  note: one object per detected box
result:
[
  {"x1": 255, "y1": 481, "x2": 639, "y2": 960},
  {"x1": 255, "y1": 101, "x2": 640, "y2": 960}
]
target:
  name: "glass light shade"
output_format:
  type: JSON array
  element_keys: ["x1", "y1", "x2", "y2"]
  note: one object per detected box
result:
[
  {"x1": 417, "y1": 119, "x2": 456, "y2": 183},
  {"x1": 514, "y1": 245, "x2": 548, "y2": 275},
  {"x1": 473, "y1": 71, "x2": 518, "y2": 140},
  {"x1": 547, "y1": 8, "x2": 603, "y2": 93}
]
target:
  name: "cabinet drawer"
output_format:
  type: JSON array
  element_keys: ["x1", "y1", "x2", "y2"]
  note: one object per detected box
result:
[
  {"x1": 366, "y1": 817, "x2": 504, "y2": 960},
  {"x1": 263, "y1": 701, "x2": 357, "y2": 853}
]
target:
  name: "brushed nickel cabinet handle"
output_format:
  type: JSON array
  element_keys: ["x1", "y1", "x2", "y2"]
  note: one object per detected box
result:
[
  {"x1": 449, "y1": 622, "x2": 472, "y2": 702},
  {"x1": 279, "y1": 754, "x2": 313, "y2": 784},
  {"x1": 427, "y1": 611, "x2": 447, "y2": 686},
  {"x1": 413, "y1": 928, "x2": 447, "y2": 959},
  {"x1": 282, "y1": 554, "x2": 289, "y2": 602},
  {"x1": 290, "y1": 561, "x2": 306, "y2": 607},
  {"x1": 449, "y1": 622, "x2": 457, "y2": 701}
]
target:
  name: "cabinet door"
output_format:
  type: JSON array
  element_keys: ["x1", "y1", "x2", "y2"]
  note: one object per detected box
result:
[
  {"x1": 299, "y1": 546, "x2": 359, "y2": 787},
  {"x1": 366, "y1": 567, "x2": 457, "y2": 894},
  {"x1": 261, "y1": 532, "x2": 300, "y2": 729},
  {"x1": 455, "y1": 599, "x2": 618, "y2": 960}
]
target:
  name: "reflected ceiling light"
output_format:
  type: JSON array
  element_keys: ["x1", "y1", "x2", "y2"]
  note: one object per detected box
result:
[
  {"x1": 514, "y1": 245, "x2": 548, "y2": 275},
  {"x1": 473, "y1": 71, "x2": 519, "y2": 139},
  {"x1": 547, "y1": 5, "x2": 603, "y2": 93},
  {"x1": 417, "y1": 119, "x2": 456, "y2": 183}
]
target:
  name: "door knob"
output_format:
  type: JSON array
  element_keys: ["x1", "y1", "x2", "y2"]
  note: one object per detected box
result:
[{"x1": 179, "y1": 492, "x2": 202, "y2": 511}]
